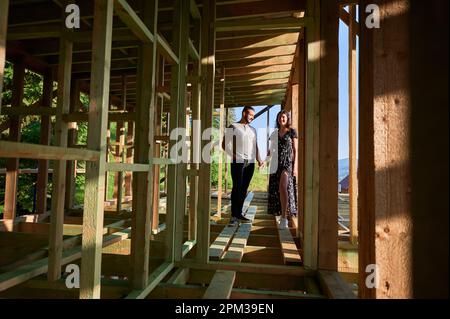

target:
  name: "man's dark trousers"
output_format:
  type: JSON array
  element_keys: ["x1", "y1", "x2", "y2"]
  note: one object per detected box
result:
[{"x1": 230, "y1": 160, "x2": 255, "y2": 218}]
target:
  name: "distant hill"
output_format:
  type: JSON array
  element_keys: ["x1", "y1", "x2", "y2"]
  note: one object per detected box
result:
[{"x1": 338, "y1": 158, "x2": 349, "y2": 182}]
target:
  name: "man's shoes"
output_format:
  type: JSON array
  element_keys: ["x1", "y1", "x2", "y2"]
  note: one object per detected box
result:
[
  {"x1": 229, "y1": 217, "x2": 238, "y2": 226},
  {"x1": 236, "y1": 215, "x2": 251, "y2": 223},
  {"x1": 278, "y1": 217, "x2": 288, "y2": 230}
]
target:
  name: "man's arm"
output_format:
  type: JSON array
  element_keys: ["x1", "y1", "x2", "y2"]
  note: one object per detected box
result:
[
  {"x1": 253, "y1": 127, "x2": 263, "y2": 167},
  {"x1": 222, "y1": 125, "x2": 236, "y2": 160}
]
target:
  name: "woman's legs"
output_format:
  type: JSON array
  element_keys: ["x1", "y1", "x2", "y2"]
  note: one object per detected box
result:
[{"x1": 278, "y1": 170, "x2": 289, "y2": 228}]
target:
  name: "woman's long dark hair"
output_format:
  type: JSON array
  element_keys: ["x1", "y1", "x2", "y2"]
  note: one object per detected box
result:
[{"x1": 275, "y1": 110, "x2": 292, "y2": 129}]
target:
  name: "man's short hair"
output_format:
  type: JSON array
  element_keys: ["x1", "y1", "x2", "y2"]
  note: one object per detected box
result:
[{"x1": 242, "y1": 106, "x2": 255, "y2": 113}]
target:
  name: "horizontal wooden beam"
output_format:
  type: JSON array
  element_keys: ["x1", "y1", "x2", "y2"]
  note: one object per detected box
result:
[
  {"x1": 224, "y1": 63, "x2": 292, "y2": 76},
  {"x1": 113, "y1": 0, "x2": 155, "y2": 43},
  {"x1": 219, "y1": 55, "x2": 294, "y2": 69},
  {"x1": 0, "y1": 228, "x2": 131, "y2": 292},
  {"x1": 216, "y1": 33, "x2": 299, "y2": 51},
  {"x1": 125, "y1": 262, "x2": 174, "y2": 299},
  {"x1": 0, "y1": 141, "x2": 100, "y2": 161},
  {"x1": 157, "y1": 34, "x2": 179, "y2": 64},
  {"x1": 317, "y1": 270, "x2": 356, "y2": 299},
  {"x1": 215, "y1": 17, "x2": 311, "y2": 32},
  {"x1": 225, "y1": 71, "x2": 291, "y2": 82},
  {"x1": 188, "y1": 38, "x2": 200, "y2": 61},
  {"x1": 216, "y1": 45, "x2": 297, "y2": 61},
  {"x1": 178, "y1": 259, "x2": 316, "y2": 276}
]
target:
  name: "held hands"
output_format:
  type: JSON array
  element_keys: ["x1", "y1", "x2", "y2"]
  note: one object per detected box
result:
[{"x1": 258, "y1": 159, "x2": 265, "y2": 169}]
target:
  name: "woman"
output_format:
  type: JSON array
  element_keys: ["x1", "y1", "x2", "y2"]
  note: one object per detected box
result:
[{"x1": 267, "y1": 110, "x2": 298, "y2": 229}]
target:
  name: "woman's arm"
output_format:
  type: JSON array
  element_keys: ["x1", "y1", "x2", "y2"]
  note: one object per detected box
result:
[{"x1": 292, "y1": 136, "x2": 298, "y2": 177}]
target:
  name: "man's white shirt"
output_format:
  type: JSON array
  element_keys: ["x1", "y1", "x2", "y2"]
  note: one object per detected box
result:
[{"x1": 224, "y1": 123, "x2": 257, "y2": 162}]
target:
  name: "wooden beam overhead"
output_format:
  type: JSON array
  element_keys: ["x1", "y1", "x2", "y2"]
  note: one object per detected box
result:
[
  {"x1": 216, "y1": 33, "x2": 300, "y2": 51},
  {"x1": 216, "y1": 45, "x2": 297, "y2": 61},
  {"x1": 215, "y1": 17, "x2": 311, "y2": 32},
  {"x1": 215, "y1": 0, "x2": 306, "y2": 20},
  {"x1": 219, "y1": 78, "x2": 289, "y2": 88},
  {"x1": 216, "y1": 28, "x2": 300, "y2": 40},
  {"x1": 223, "y1": 63, "x2": 293, "y2": 76},
  {"x1": 113, "y1": 0, "x2": 155, "y2": 43},
  {"x1": 224, "y1": 71, "x2": 291, "y2": 82}
]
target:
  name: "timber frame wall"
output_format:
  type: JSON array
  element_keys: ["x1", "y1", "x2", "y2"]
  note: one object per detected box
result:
[{"x1": 0, "y1": 0, "x2": 448, "y2": 299}]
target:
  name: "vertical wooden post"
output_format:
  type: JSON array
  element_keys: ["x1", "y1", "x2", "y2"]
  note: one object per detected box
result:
[
  {"x1": 80, "y1": 0, "x2": 113, "y2": 299},
  {"x1": 348, "y1": 4, "x2": 358, "y2": 245},
  {"x1": 189, "y1": 18, "x2": 201, "y2": 241},
  {"x1": 65, "y1": 79, "x2": 79, "y2": 210},
  {"x1": 216, "y1": 67, "x2": 225, "y2": 217},
  {"x1": 36, "y1": 70, "x2": 53, "y2": 214},
  {"x1": 105, "y1": 121, "x2": 111, "y2": 201},
  {"x1": 317, "y1": 0, "x2": 339, "y2": 271},
  {"x1": 410, "y1": 0, "x2": 448, "y2": 298},
  {"x1": 197, "y1": 0, "x2": 216, "y2": 263},
  {"x1": 152, "y1": 57, "x2": 163, "y2": 232},
  {"x1": 166, "y1": 0, "x2": 190, "y2": 262},
  {"x1": 303, "y1": 0, "x2": 320, "y2": 269},
  {"x1": 297, "y1": 34, "x2": 306, "y2": 243},
  {"x1": 48, "y1": 35, "x2": 73, "y2": 281},
  {"x1": 125, "y1": 121, "x2": 133, "y2": 197},
  {"x1": 224, "y1": 107, "x2": 229, "y2": 197},
  {"x1": 4, "y1": 60, "x2": 25, "y2": 220},
  {"x1": 358, "y1": 0, "x2": 413, "y2": 298},
  {"x1": 115, "y1": 75, "x2": 126, "y2": 213},
  {"x1": 131, "y1": 0, "x2": 158, "y2": 289},
  {"x1": 0, "y1": 0, "x2": 9, "y2": 114}
]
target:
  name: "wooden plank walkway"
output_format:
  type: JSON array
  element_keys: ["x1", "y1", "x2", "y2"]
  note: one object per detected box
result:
[
  {"x1": 204, "y1": 205, "x2": 257, "y2": 298},
  {"x1": 276, "y1": 217, "x2": 302, "y2": 265},
  {"x1": 209, "y1": 192, "x2": 254, "y2": 260}
]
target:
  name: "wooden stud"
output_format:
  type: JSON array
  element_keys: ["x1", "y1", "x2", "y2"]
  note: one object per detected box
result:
[
  {"x1": 196, "y1": 0, "x2": 216, "y2": 264},
  {"x1": 409, "y1": 0, "x2": 449, "y2": 298},
  {"x1": 296, "y1": 35, "x2": 306, "y2": 248},
  {"x1": 65, "y1": 80, "x2": 79, "y2": 210},
  {"x1": 48, "y1": 34, "x2": 73, "y2": 281},
  {"x1": 348, "y1": 4, "x2": 358, "y2": 245},
  {"x1": 0, "y1": 0, "x2": 9, "y2": 114},
  {"x1": 317, "y1": 0, "x2": 339, "y2": 271},
  {"x1": 303, "y1": 0, "x2": 320, "y2": 269},
  {"x1": 188, "y1": 17, "x2": 202, "y2": 242},
  {"x1": 224, "y1": 107, "x2": 229, "y2": 196},
  {"x1": 125, "y1": 121, "x2": 134, "y2": 197},
  {"x1": 358, "y1": 0, "x2": 413, "y2": 299},
  {"x1": 115, "y1": 75, "x2": 127, "y2": 213},
  {"x1": 173, "y1": 0, "x2": 190, "y2": 262},
  {"x1": 152, "y1": 59, "x2": 163, "y2": 233},
  {"x1": 36, "y1": 70, "x2": 54, "y2": 214},
  {"x1": 3, "y1": 60, "x2": 24, "y2": 221},
  {"x1": 131, "y1": 0, "x2": 158, "y2": 289},
  {"x1": 79, "y1": 0, "x2": 114, "y2": 299},
  {"x1": 216, "y1": 67, "x2": 225, "y2": 218}
]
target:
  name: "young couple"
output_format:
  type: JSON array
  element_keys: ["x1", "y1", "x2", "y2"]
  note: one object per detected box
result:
[{"x1": 222, "y1": 106, "x2": 298, "y2": 229}]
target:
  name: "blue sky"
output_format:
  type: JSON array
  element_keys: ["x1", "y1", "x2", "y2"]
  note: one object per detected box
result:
[{"x1": 230, "y1": 20, "x2": 359, "y2": 161}]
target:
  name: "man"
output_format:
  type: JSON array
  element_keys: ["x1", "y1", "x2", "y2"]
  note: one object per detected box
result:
[{"x1": 222, "y1": 106, "x2": 263, "y2": 225}]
